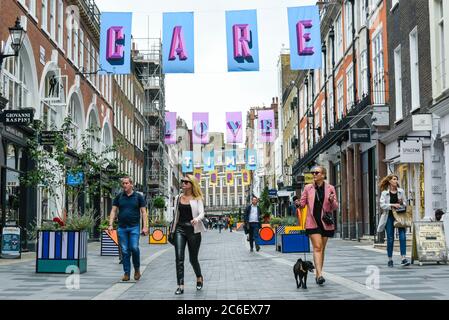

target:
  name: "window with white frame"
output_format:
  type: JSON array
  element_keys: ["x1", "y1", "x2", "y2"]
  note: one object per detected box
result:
[
  {"x1": 68, "y1": 95, "x2": 82, "y2": 149},
  {"x1": 335, "y1": 13, "x2": 343, "y2": 61},
  {"x1": 346, "y1": 64, "x2": 354, "y2": 110},
  {"x1": 328, "y1": 80, "x2": 334, "y2": 128},
  {"x1": 321, "y1": 100, "x2": 326, "y2": 136},
  {"x1": 394, "y1": 45, "x2": 403, "y2": 121},
  {"x1": 337, "y1": 79, "x2": 344, "y2": 120},
  {"x1": 2, "y1": 54, "x2": 30, "y2": 110},
  {"x1": 409, "y1": 27, "x2": 420, "y2": 110},
  {"x1": 50, "y1": 0, "x2": 56, "y2": 39},
  {"x1": 345, "y1": 1, "x2": 353, "y2": 50},
  {"x1": 73, "y1": 28, "x2": 79, "y2": 67},
  {"x1": 372, "y1": 30, "x2": 385, "y2": 105},
  {"x1": 360, "y1": 50, "x2": 369, "y2": 97},
  {"x1": 360, "y1": 0, "x2": 366, "y2": 28},
  {"x1": 436, "y1": 0, "x2": 446, "y2": 90},
  {"x1": 57, "y1": 0, "x2": 63, "y2": 47},
  {"x1": 314, "y1": 107, "x2": 320, "y2": 143},
  {"x1": 79, "y1": 29, "x2": 84, "y2": 71},
  {"x1": 66, "y1": 18, "x2": 72, "y2": 60},
  {"x1": 41, "y1": 0, "x2": 48, "y2": 31}
]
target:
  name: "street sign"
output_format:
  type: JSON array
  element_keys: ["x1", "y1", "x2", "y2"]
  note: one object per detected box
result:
[
  {"x1": 0, "y1": 109, "x2": 34, "y2": 125},
  {"x1": 350, "y1": 129, "x2": 371, "y2": 143},
  {"x1": 268, "y1": 189, "x2": 278, "y2": 198},
  {"x1": 67, "y1": 172, "x2": 84, "y2": 186},
  {"x1": 39, "y1": 131, "x2": 62, "y2": 145},
  {"x1": 1, "y1": 226, "x2": 21, "y2": 259}
]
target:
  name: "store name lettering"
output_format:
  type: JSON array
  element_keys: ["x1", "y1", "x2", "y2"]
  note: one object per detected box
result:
[
  {"x1": 402, "y1": 148, "x2": 421, "y2": 153},
  {"x1": 5, "y1": 113, "x2": 32, "y2": 123}
]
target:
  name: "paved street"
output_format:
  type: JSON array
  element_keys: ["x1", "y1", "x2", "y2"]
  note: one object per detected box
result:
[{"x1": 0, "y1": 230, "x2": 448, "y2": 300}]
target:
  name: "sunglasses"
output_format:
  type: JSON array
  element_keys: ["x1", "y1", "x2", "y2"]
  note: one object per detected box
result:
[
  {"x1": 311, "y1": 171, "x2": 321, "y2": 175},
  {"x1": 181, "y1": 180, "x2": 191, "y2": 184}
]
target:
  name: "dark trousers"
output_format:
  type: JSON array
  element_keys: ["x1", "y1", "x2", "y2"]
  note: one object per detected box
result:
[
  {"x1": 248, "y1": 222, "x2": 260, "y2": 250},
  {"x1": 174, "y1": 223, "x2": 202, "y2": 286}
]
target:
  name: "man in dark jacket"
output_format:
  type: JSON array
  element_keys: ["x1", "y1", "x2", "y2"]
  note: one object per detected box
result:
[{"x1": 244, "y1": 196, "x2": 262, "y2": 252}]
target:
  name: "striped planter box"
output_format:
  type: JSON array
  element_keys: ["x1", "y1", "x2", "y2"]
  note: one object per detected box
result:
[
  {"x1": 101, "y1": 230, "x2": 119, "y2": 256},
  {"x1": 36, "y1": 231, "x2": 88, "y2": 274}
]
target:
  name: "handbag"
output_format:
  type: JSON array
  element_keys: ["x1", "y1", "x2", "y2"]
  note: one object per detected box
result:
[
  {"x1": 315, "y1": 184, "x2": 334, "y2": 226},
  {"x1": 168, "y1": 195, "x2": 181, "y2": 245},
  {"x1": 392, "y1": 205, "x2": 412, "y2": 228}
]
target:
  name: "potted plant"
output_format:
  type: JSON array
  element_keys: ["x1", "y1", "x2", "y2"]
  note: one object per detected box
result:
[{"x1": 22, "y1": 117, "x2": 125, "y2": 273}]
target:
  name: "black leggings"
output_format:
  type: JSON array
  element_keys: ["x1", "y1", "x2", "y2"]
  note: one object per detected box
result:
[{"x1": 174, "y1": 223, "x2": 202, "y2": 285}]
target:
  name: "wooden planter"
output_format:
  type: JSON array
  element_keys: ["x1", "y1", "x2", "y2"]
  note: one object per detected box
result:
[
  {"x1": 149, "y1": 226, "x2": 168, "y2": 244},
  {"x1": 100, "y1": 230, "x2": 119, "y2": 256},
  {"x1": 36, "y1": 231, "x2": 88, "y2": 274}
]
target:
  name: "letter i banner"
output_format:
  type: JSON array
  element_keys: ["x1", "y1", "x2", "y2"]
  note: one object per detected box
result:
[
  {"x1": 287, "y1": 6, "x2": 322, "y2": 70},
  {"x1": 226, "y1": 10, "x2": 260, "y2": 72},
  {"x1": 182, "y1": 151, "x2": 193, "y2": 173},
  {"x1": 165, "y1": 112, "x2": 177, "y2": 144},
  {"x1": 100, "y1": 12, "x2": 132, "y2": 74},
  {"x1": 163, "y1": 12, "x2": 195, "y2": 73}
]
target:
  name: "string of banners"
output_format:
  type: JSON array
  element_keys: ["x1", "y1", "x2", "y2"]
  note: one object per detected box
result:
[
  {"x1": 99, "y1": 6, "x2": 321, "y2": 74},
  {"x1": 165, "y1": 110, "x2": 275, "y2": 145}
]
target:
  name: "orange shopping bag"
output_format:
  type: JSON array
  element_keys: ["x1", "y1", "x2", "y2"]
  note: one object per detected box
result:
[{"x1": 297, "y1": 207, "x2": 307, "y2": 230}]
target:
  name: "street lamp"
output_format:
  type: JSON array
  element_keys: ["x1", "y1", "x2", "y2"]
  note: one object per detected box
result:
[
  {"x1": 0, "y1": 17, "x2": 26, "y2": 110},
  {"x1": 322, "y1": 41, "x2": 328, "y2": 136}
]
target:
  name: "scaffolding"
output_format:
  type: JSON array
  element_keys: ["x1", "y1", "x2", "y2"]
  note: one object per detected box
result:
[{"x1": 132, "y1": 37, "x2": 168, "y2": 204}]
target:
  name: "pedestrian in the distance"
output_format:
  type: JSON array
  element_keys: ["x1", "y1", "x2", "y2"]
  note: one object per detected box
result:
[
  {"x1": 108, "y1": 176, "x2": 148, "y2": 282},
  {"x1": 244, "y1": 196, "x2": 262, "y2": 252},
  {"x1": 379, "y1": 174, "x2": 410, "y2": 268},
  {"x1": 172, "y1": 175, "x2": 206, "y2": 295},
  {"x1": 299, "y1": 165, "x2": 338, "y2": 286},
  {"x1": 229, "y1": 216, "x2": 234, "y2": 232},
  {"x1": 218, "y1": 218, "x2": 223, "y2": 233}
]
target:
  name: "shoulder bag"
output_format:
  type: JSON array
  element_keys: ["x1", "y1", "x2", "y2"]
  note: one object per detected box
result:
[
  {"x1": 392, "y1": 205, "x2": 412, "y2": 228},
  {"x1": 168, "y1": 196, "x2": 180, "y2": 245}
]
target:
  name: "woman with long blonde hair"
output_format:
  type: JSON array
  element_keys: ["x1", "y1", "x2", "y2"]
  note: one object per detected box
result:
[
  {"x1": 171, "y1": 174, "x2": 206, "y2": 294},
  {"x1": 379, "y1": 174, "x2": 410, "y2": 267}
]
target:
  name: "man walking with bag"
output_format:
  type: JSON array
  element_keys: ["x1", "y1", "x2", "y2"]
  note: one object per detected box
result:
[
  {"x1": 109, "y1": 177, "x2": 148, "y2": 281},
  {"x1": 244, "y1": 196, "x2": 262, "y2": 252}
]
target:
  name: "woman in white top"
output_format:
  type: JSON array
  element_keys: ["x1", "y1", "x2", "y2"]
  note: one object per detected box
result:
[{"x1": 172, "y1": 174, "x2": 206, "y2": 295}]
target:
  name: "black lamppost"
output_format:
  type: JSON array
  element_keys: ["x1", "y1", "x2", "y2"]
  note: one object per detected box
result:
[
  {"x1": 304, "y1": 75, "x2": 310, "y2": 151},
  {"x1": 0, "y1": 17, "x2": 26, "y2": 110},
  {"x1": 322, "y1": 41, "x2": 328, "y2": 136},
  {"x1": 310, "y1": 70, "x2": 315, "y2": 146}
]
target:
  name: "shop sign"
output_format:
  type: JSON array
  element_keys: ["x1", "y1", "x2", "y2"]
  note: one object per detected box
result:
[
  {"x1": 399, "y1": 140, "x2": 423, "y2": 163},
  {"x1": 268, "y1": 189, "x2": 278, "y2": 198},
  {"x1": 412, "y1": 221, "x2": 448, "y2": 264},
  {"x1": 39, "y1": 131, "x2": 62, "y2": 146},
  {"x1": 67, "y1": 172, "x2": 84, "y2": 186},
  {"x1": 412, "y1": 114, "x2": 432, "y2": 131},
  {"x1": 0, "y1": 110, "x2": 34, "y2": 125},
  {"x1": 1, "y1": 227, "x2": 21, "y2": 259},
  {"x1": 350, "y1": 129, "x2": 371, "y2": 143}
]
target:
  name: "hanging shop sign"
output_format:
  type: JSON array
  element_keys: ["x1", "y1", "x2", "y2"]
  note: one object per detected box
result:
[
  {"x1": 0, "y1": 109, "x2": 34, "y2": 125},
  {"x1": 399, "y1": 140, "x2": 423, "y2": 163},
  {"x1": 66, "y1": 172, "x2": 84, "y2": 186},
  {"x1": 350, "y1": 128, "x2": 371, "y2": 143},
  {"x1": 412, "y1": 221, "x2": 448, "y2": 265},
  {"x1": 39, "y1": 131, "x2": 63, "y2": 146}
]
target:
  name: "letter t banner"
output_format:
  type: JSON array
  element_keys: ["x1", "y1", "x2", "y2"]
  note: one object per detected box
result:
[
  {"x1": 288, "y1": 6, "x2": 322, "y2": 70},
  {"x1": 163, "y1": 12, "x2": 195, "y2": 73},
  {"x1": 226, "y1": 10, "x2": 259, "y2": 72}
]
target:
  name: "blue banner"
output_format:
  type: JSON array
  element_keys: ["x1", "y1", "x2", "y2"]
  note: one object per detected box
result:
[
  {"x1": 246, "y1": 149, "x2": 257, "y2": 171},
  {"x1": 182, "y1": 151, "x2": 193, "y2": 173},
  {"x1": 163, "y1": 12, "x2": 195, "y2": 73},
  {"x1": 203, "y1": 150, "x2": 215, "y2": 172},
  {"x1": 226, "y1": 10, "x2": 259, "y2": 72},
  {"x1": 225, "y1": 150, "x2": 237, "y2": 171},
  {"x1": 288, "y1": 6, "x2": 322, "y2": 70},
  {"x1": 100, "y1": 12, "x2": 132, "y2": 74}
]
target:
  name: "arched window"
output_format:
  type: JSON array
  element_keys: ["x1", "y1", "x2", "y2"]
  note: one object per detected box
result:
[
  {"x1": 41, "y1": 70, "x2": 65, "y2": 129},
  {"x1": 87, "y1": 109, "x2": 100, "y2": 153},
  {"x1": 2, "y1": 53, "x2": 30, "y2": 109},
  {"x1": 67, "y1": 94, "x2": 83, "y2": 150}
]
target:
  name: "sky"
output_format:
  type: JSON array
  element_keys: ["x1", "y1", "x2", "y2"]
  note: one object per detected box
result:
[{"x1": 95, "y1": 0, "x2": 315, "y2": 144}]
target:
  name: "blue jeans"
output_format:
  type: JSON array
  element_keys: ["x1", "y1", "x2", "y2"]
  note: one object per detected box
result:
[
  {"x1": 118, "y1": 225, "x2": 140, "y2": 275},
  {"x1": 385, "y1": 213, "x2": 406, "y2": 258}
]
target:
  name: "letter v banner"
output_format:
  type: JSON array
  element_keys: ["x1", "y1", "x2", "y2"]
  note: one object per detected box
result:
[
  {"x1": 226, "y1": 112, "x2": 243, "y2": 143},
  {"x1": 288, "y1": 6, "x2": 322, "y2": 70},
  {"x1": 226, "y1": 10, "x2": 259, "y2": 72},
  {"x1": 100, "y1": 12, "x2": 132, "y2": 74},
  {"x1": 163, "y1": 12, "x2": 195, "y2": 73}
]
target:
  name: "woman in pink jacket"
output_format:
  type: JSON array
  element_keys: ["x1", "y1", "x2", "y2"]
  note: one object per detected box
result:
[{"x1": 299, "y1": 165, "x2": 338, "y2": 286}]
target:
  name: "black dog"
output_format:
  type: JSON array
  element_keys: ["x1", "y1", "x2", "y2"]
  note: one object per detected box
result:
[{"x1": 293, "y1": 258, "x2": 315, "y2": 289}]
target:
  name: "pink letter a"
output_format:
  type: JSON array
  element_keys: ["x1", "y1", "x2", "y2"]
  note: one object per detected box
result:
[{"x1": 169, "y1": 26, "x2": 188, "y2": 61}]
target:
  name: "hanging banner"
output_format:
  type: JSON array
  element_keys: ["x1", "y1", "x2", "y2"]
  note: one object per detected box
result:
[
  {"x1": 182, "y1": 151, "x2": 193, "y2": 173},
  {"x1": 225, "y1": 150, "x2": 237, "y2": 171},
  {"x1": 163, "y1": 12, "x2": 195, "y2": 73},
  {"x1": 192, "y1": 112, "x2": 209, "y2": 144},
  {"x1": 100, "y1": 12, "x2": 132, "y2": 74},
  {"x1": 258, "y1": 110, "x2": 275, "y2": 143},
  {"x1": 226, "y1": 171, "x2": 234, "y2": 186},
  {"x1": 209, "y1": 170, "x2": 218, "y2": 186},
  {"x1": 225, "y1": 10, "x2": 260, "y2": 72},
  {"x1": 194, "y1": 168, "x2": 202, "y2": 182},
  {"x1": 226, "y1": 112, "x2": 243, "y2": 143},
  {"x1": 203, "y1": 150, "x2": 215, "y2": 172},
  {"x1": 246, "y1": 149, "x2": 257, "y2": 171},
  {"x1": 242, "y1": 169, "x2": 251, "y2": 186},
  {"x1": 165, "y1": 112, "x2": 177, "y2": 144},
  {"x1": 287, "y1": 6, "x2": 322, "y2": 70}
]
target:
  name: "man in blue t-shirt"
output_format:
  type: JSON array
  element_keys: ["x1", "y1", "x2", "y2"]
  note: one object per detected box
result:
[{"x1": 108, "y1": 177, "x2": 148, "y2": 281}]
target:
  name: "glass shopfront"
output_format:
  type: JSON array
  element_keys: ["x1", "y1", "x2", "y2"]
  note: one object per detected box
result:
[{"x1": 396, "y1": 163, "x2": 425, "y2": 220}]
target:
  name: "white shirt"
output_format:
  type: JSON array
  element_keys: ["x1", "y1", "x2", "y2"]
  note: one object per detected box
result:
[{"x1": 249, "y1": 205, "x2": 259, "y2": 223}]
